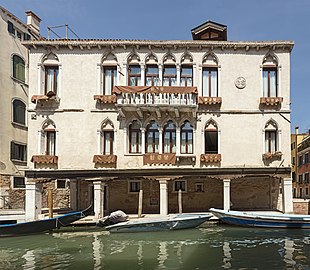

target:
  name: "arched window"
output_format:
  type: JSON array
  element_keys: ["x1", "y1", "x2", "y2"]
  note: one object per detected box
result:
[
  {"x1": 180, "y1": 53, "x2": 193, "y2": 87},
  {"x1": 181, "y1": 121, "x2": 193, "y2": 154},
  {"x1": 163, "y1": 120, "x2": 176, "y2": 153},
  {"x1": 264, "y1": 120, "x2": 278, "y2": 153},
  {"x1": 262, "y1": 53, "x2": 278, "y2": 97},
  {"x1": 12, "y1": 99, "x2": 26, "y2": 125},
  {"x1": 102, "y1": 53, "x2": 117, "y2": 95},
  {"x1": 202, "y1": 53, "x2": 218, "y2": 97},
  {"x1": 12, "y1": 55, "x2": 25, "y2": 82},
  {"x1": 101, "y1": 121, "x2": 114, "y2": 155},
  {"x1": 128, "y1": 54, "x2": 141, "y2": 86},
  {"x1": 205, "y1": 121, "x2": 218, "y2": 154},
  {"x1": 42, "y1": 53, "x2": 59, "y2": 95},
  {"x1": 145, "y1": 54, "x2": 159, "y2": 86},
  {"x1": 41, "y1": 120, "x2": 56, "y2": 155},
  {"x1": 163, "y1": 54, "x2": 176, "y2": 86},
  {"x1": 129, "y1": 120, "x2": 141, "y2": 153},
  {"x1": 146, "y1": 120, "x2": 159, "y2": 153}
]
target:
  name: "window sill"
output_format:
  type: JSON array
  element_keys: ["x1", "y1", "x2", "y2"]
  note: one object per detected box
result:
[
  {"x1": 124, "y1": 153, "x2": 143, "y2": 156},
  {"x1": 12, "y1": 187, "x2": 26, "y2": 190},
  {"x1": 11, "y1": 159, "x2": 27, "y2": 166},
  {"x1": 11, "y1": 76, "x2": 28, "y2": 86},
  {"x1": 12, "y1": 122, "x2": 28, "y2": 130}
]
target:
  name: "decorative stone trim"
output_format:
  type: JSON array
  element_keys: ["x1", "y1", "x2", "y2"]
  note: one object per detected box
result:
[
  {"x1": 262, "y1": 151, "x2": 282, "y2": 160},
  {"x1": 31, "y1": 95, "x2": 60, "y2": 104},
  {"x1": 93, "y1": 154, "x2": 117, "y2": 164},
  {"x1": 260, "y1": 97, "x2": 283, "y2": 106},
  {"x1": 31, "y1": 155, "x2": 58, "y2": 164},
  {"x1": 200, "y1": 154, "x2": 221, "y2": 163},
  {"x1": 198, "y1": 96, "x2": 222, "y2": 105},
  {"x1": 94, "y1": 95, "x2": 117, "y2": 104},
  {"x1": 143, "y1": 153, "x2": 176, "y2": 165}
]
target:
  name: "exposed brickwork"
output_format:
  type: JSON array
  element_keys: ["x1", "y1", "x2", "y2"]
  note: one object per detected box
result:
[
  {"x1": 293, "y1": 199, "x2": 310, "y2": 214},
  {"x1": 41, "y1": 181, "x2": 70, "y2": 209},
  {"x1": 0, "y1": 174, "x2": 25, "y2": 209}
]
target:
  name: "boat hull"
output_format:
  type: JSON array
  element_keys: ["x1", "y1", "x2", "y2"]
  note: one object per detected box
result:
[
  {"x1": 105, "y1": 213, "x2": 211, "y2": 233},
  {"x1": 210, "y1": 208, "x2": 310, "y2": 228}
]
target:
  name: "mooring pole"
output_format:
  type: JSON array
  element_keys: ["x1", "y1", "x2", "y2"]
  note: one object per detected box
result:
[
  {"x1": 138, "y1": 189, "x2": 143, "y2": 218},
  {"x1": 48, "y1": 189, "x2": 53, "y2": 218},
  {"x1": 178, "y1": 189, "x2": 182, "y2": 214}
]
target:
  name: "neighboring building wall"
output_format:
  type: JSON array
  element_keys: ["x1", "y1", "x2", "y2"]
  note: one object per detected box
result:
[{"x1": 296, "y1": 135, "x2": 310, "y2": 198}]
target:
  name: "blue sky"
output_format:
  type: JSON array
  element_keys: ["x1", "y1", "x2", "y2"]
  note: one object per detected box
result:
[{"x1": 2, "y1": 0, "x2": 309, "y2": 133}]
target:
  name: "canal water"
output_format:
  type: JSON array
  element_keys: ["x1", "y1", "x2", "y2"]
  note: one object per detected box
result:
[{"x1": 0, "y1": 224, "x2": 310, "y2": 269}]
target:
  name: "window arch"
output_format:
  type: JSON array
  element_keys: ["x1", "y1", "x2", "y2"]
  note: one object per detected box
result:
[
  {"x1": 129, "y1": 120, "x2": 141, "y2": 153},
  {"x1": 205, "y1": 120, "x2": 218, "y2": 154},
  {"x1": 100, "y1": 119, "x2": 114, "y2": 155},
  {"x1": 146, "y1": 120, "x2": 159, "y2": 153},
  {"x1": 163, "y1": 120, "x2": 176, "y2": 153},
  {"x1": 264, "y1": 120, "x2": 278, "y2": 153},
  {"x1": 181, "y1": 121, "x2": 193, "y2": 154},
  {"x1": 41, "y1": 119, "x2": 56, "y2": 155},
  {"x1": 145, "y1": 53, "x2": 159, "y2": 86},
  {"x1": 12, "y1": 55, "x2": 25, "y2": 82},
  {"x1": 102, "y1": 52, "x2": 117, "y2": 95},
  {"x1": 163, "y1": 53, "x2": 177, "y2": 86},
  {"x1": 202, "y1": 53, "x2": 218, "y2": 97},
  {"x1": 262, "y1": 53, "x2": 278, "y2": 97},
  {"x1": 180, "y1": 53, "x2": 193, "y2": 87},
  {"x1": 12, "y1": 99, "x2": 26, "y2": 125}
]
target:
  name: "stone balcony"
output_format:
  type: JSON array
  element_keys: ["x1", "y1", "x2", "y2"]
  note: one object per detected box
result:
[{"x1": 260, "y1": 97, "x2": 283, "y2": 106}]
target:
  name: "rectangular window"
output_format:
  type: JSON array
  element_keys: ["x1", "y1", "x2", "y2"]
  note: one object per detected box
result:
[
  {"x1": 305, "y1": 173, "x2": 309, "y2": 184},
  {"x1": 13, "y1": 177, "x2": 25, "y2": 189},
  {"x1": 128, "y1": 65, "x2": 141, "y2": 86},
  {"x1": 174, "y1": 180, "x2": 186, "y2": 192},
  {"x1": 298, "y1": 155, "x2": 303, "y2": 167},
  {"x1": 299, "y1": 188, "x2": 303, "y2": 198},
  {"x1": 305, "y1": 153, "x2": 309, "y2": 164},
  {"x1": 181, "y1": 130, "x2": 193, "y2": 154},
  {"x1": 145, "y1": 65, "x2": 159, "y2": 86},
  {"x1": 129, "y1": 181, "x2": 141, "y2": 193},
  {"x1": 298, "y1": 174, "x2": 303, "y2": 184},
  {"x1": 16, "y1": 30, "x2": 22, "y2": 40},
  {"x1": 180, "y1": 66, "x2": 193, "y2": 87},
  {"x1": 45, "y1": 66, "x2": 59, "y2": 95},
  {"x1": 202, "y1": 67, "x2": 218, "y2": 97},
  {"x1": 263, "y1": 67, "x2": 277, "y2": 97},
  {"x1": 103, "y1": 66, "x2": 117, "y2": 95},
  {"x1": 195, "y1": 182, "x2": 204, "y2": 192},
  {"x1": 56, "y1": 179, "x2": 66, "y2": 189},
  {"x1": 10, "y1": 142, "x2": 27, "y2": 162},
  {"x1": 103, "y1": 131, "x2": 114, "y2": 155},
  {"x1": 13, "y1": 55, "x2": 25, "y2": 82},
  {"x1": 7, "y1": 21, "x2": 15, "y2": 35},
  {"x1": 23, "y1": 33, "x2": 31, "y2": 41},
  {"x1": 265, "y1": 130, "x2": 277, "y2": 153},
  {"x1": 46, "y1": 131, "x2": 56, "y2": 155},
  {"x1": 205, "y1": 130, "x2": 218, "y2": 154},
  {"x1": 163, "y1": 66, "x2": 177, "y2": 86},
  {"x1": 292, "y1": 157, "x2": 295, "y2": 165}
]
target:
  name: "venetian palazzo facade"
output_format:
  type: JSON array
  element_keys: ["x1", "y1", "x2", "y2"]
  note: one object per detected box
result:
[
  {"x1": 23, "y1": 21, "x2": 294, "y2": 220},
  {"x1": 0, "y1": 6, "x2": 40, "y2": 210}
]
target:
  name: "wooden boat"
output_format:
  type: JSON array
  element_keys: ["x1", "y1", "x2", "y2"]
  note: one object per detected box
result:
[
  {"x1": 105, "y1": 213, "x2": 212, "y2": 233},
  {"x1": 209, "y1": 208, "x2": 310, "y2": 228},
  {"x1": 0, "y1": 205, "x2": 92, "y2": 237}
]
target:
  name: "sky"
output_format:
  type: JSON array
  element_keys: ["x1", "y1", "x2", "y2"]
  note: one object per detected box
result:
[{"x1": 1, "y1": 0, "x2": 309, "y2": 133}]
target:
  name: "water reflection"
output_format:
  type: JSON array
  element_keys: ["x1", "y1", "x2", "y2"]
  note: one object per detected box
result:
[{"x1": 0, "y1": 226, "x2": 309, "y2": 269}]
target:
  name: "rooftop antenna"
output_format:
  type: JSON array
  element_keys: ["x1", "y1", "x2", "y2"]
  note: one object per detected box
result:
[{"x1": 47, "y1": 24, "x2": 80, "y2": 40}]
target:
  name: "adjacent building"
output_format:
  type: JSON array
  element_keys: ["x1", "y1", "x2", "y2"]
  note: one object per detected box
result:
[
  {"x1": 22, "y1": 21, "x2": 294, "y2": 220},
  {"x1": 0, "y1": 6, "x2": 40, "y2": 210}
]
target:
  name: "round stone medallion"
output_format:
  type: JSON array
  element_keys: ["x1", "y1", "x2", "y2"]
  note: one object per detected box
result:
[{"x1": 235, "y1": 76, "x2": 246, "y2": 89}]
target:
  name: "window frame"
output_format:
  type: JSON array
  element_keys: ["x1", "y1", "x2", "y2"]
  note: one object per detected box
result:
[
  {"x1": 265, "y1": 130, "x2": 277, "y2": 153},
  {"x1": 128, "y1": 181, "x2": 141, "y2": 193},
  {"x1": 12, "y1": 176, "x2": 25, "y2": 189},
  {"x1": 44, "y1": 65, "x2": 59, "y2": 95},
  {"x1": 103, "y1": 130, "x2": 114, "y2": 155},
  {"x1": 163, "y1": 121, "x2": 176, "y2": 154},
  {"x1": 145, "y1": 121, "x2": 159, "y2": 153},
  {"x1": 263, "y1": 67, "x2": 278, "y2": 97},
  {"x1": 45, "y1": 130, "x2": 56, "y2": 155},
  {"x1": 163, "y1": 65, "x2": 177, "y2": 86},
  {"x1": 129, "y1": 121, "x2": 141, "y2": 154},
  {"x1": 10, "y1": 141, "x2": 27, "y2": 162},
  {"x1": 202, "y1": 67, "x2": 218, "y2": 97},
  {"x1": 173, "y1": 180, "x2": 187, "y2": 192},
  {"x1": 12, "y1": 55, "x2": 25, "y2": 83},
  {"x1": 12, "y1": 99, "x2": 26, "y2": 126},
  {"x1": 145, "y1": 65, "x2": 159, "y2": 86},
  {"x1": 128, "y1": 65, "x2": 141, "y2": 86},
  {"x1": 180, "y1": 121, "x2": 193, "y2": 154},
  {"x1": 180, "y1": 65, "x2": 193, "y2": 87},
  {"x1": 195, "y1": 182, "x2": 204, "y2": 193},
  {"x1": 56, "y1": 179, "x2": 67, "y2": 189},
  {"x1": 205, "y1": 129, "x2": 218, "y2": 154},
  {"x1": 103, "y1": 66, "x2": 117, "y2": 95}
]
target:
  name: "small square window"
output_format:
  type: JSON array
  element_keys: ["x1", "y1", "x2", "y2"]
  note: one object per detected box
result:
[
  {"x1": 13, "y1": 177, "x2": 25, "y2": 189},
  {"x1": 174, "y1": 180, "x2": 186, "y2": 192},
  {"x1": 56, "y1": 179, "x2": 66, "y2": 189},
  {"x1": 129, "y1": 181, "x2": 141, "y2": 193},
  {"x1": 195, "y1": 183, "x2": 204, "y2": 192}
]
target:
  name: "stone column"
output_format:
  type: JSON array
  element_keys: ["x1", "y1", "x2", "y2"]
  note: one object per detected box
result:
[
  {"x1": 176, "y1": 64, "x2": 181, "y2": 86},
  {"x1": 159, "y1": 179, "x2": 168, "y2": 215},
  {"x1": 70, "y1": 179, "x2": 78, "y2": 210},
  {"x1": 25, "y1": 179, "x2": 42, "y2": 221},
  {"x1": 141, "y1": 64, "x2": 145, "y2": 86},
  {"x1": 158, "y1": 64, "x2": 163, "y2": 86},
  {"x1": 223, "y1": 179, "x2": 231, "y2": 211},
  {"x1": 176, "y1": 127, "x2": 181, "y2": 156},
  {"x1": 158, "y1": 128, "x2": 163, "y2": 154},
  {"x1": 141, "y1": 128, "x2": 146, "y2": 154},
  {"x1": 282, "y1": 178, "x2": 293, "y2": 213},
  {"x1": 93, "y1": 181, "x2": 104, "y2": 219}
]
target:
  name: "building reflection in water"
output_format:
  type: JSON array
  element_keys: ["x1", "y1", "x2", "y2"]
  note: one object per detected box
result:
[
  {"x1": 22, "y1": 250, "x2": 35, "y2": 270},
  {"x1": 222, "y1": 241, "x2": 231, "y2": 269}
]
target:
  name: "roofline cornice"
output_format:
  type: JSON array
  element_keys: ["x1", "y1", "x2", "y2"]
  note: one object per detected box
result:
[{"x1": 22, "y1": 39, "x2": 294, "y2": 52}]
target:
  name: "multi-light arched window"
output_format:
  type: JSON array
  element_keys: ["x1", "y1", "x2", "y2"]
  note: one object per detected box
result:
[
  {"x1": 163, "y1": 120, "x2": 176, "y2": 153},
  {"x1": 264, "y1": 120, "x2": 278, "y2": 153},
  {"x1": 129, "y1": 120, "x2": 141, "y2": 153},
  {"x1": 12, "y1": 99, "x2": 26, "y2": 125},
  {"x1": 146, "y1": 120, "x2": 159, "y2": 153},
  {"x1": 163, "y1": 54, "x2": 177, "y2": 86},
  {"x1": 262, "y1": 53, "x2": 278, "y2": 97},
  {"x1": 202, "y1": 53, "x2": 218, "y2": 97},
  {"x1": 205, "y1": 121, "x2": 218, "y2": 154},
  {"x1": 181, "y1": 121, "x2": 193, "y2": 154},
  {"x1": 12, "y1": 55, "x2": 25, "y2": 82},
  {"x1": 102, "y1": 53, "x2": 117, "y2": 95},
  {"x1": 145, "y1": 54, "x2": 159, "y2": 86}
]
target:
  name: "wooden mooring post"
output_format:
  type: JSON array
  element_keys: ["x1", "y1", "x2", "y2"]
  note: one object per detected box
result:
[
  {"x1": 178, "y1": 189, "x2": 182, "y2": 214},
  {"x1": 138, "y1": 189, "x2": 143, "y2": 218},
  {"x1": 48, "y1": 189, "x2": 53, "y2": 218}
]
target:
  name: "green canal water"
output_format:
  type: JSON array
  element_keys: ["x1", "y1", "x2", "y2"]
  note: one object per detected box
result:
[{"x1": 0, "y1": 225, "x2": 310, "y2": 270}]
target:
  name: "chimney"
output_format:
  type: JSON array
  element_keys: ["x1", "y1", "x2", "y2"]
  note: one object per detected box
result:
[
  {"x1": 26, "y1": 10, "x2": 41, "y2": 36},
  {"x1": 295, "y1": 126, "x2": 299, "y2": 135}
]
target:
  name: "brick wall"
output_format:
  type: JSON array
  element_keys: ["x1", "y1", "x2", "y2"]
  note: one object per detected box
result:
[{"x1": 293, "y1": 199, "x2": 310, "y2": 214}]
